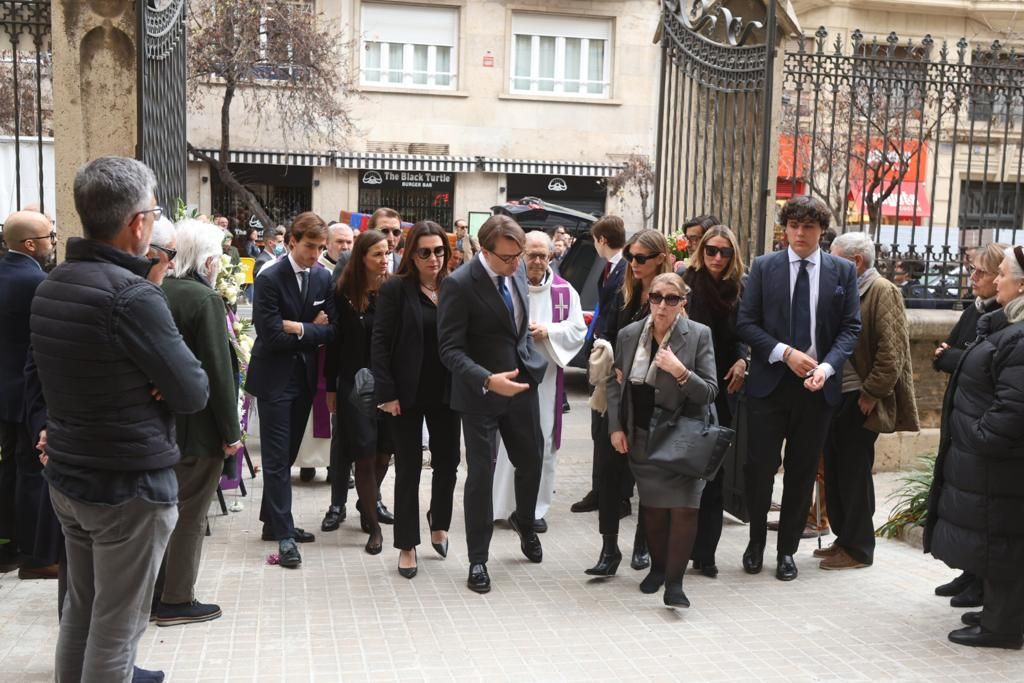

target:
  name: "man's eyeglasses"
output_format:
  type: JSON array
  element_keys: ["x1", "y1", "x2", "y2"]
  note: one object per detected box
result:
[
  {"x1": 704, "y1": 245, "x2": 735, "y2": 259},
  {"x1": 489, "y1": 249, "x2": 523, "y2": 264},
  {"x1": 150, "y1": 244, "x2": 177, "y2": 261},
  {"x1": 415, "y1": 246, "x2": 446, "y2": 260},
  {"x1": 623, "y1": 250, "x2": 660, "y2": 265},
  {"x1": 135, "y1": 206, "x2": 163, "y2": 222},
  {"x1": 18, "y1": 231, "x2": 56, "y2": 245},
  {"x1": 649, "y1": 292, "x2": 684, "y2": 307},
  {"x1": 525, "y1": 251, "x2": 550, "y2": 262}
]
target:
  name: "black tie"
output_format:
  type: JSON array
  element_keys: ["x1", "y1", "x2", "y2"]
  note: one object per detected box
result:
[
  {"x1": 299, "y1": 270, "x2": 309, "y2": 306},
  {"x1": 791, "y1": 260, "x2": 812, "y2": 352}
]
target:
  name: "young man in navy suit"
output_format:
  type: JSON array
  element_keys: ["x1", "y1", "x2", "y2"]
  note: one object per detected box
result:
[
  {"x1": 246, "y1": 212, "x2": 336, "y2": 569},
  {"x1": 736, "y1": 196, "x2": 861, "y2": 582},
  {"x1": 0, "y1": 210, "x2": 54, "y2": 572}
]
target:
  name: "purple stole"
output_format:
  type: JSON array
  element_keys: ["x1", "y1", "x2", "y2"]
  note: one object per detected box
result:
[
  {"x1": 310, "y1": 261, "x2": 332, "y2": 439},
  {"x1": 551, "y1": 274, "x2": 570, "y2": 451}
]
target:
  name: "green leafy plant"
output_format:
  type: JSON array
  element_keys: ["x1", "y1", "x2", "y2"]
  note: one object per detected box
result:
[
  {"x1": 171, "y1": 197, "x2": 198, "y2": 223},
  {"x1": 875, "y1": 455, "x2": 936, "y2": 539}
]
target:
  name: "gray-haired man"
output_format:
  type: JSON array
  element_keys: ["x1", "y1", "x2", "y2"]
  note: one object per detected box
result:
[{"x1": 30, "y1": 156, "x2": 209, "y2": 683}]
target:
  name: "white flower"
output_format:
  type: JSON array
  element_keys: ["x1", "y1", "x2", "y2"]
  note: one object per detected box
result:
[
  {"x1": 233, "y1": 320, "x2": 243, "y2": 335},
  {"x1": 233, "y1": 271, "x2": 246, "y2": 285},
  {"x1": 219, "y1": 254, "x2": 231, "y2": 268}
]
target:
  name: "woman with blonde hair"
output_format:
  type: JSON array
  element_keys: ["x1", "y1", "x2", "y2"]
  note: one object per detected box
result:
[
  {"x1": 606, "y1": 272, "x2": 718, "y2": 606},
  {"x1": 586, "y1": 229, "x2": 671, "y2": 578}
]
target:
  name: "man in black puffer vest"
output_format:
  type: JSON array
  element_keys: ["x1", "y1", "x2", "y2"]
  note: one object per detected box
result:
[{"x1": 30, "y1": 156, "x2": 209, "y2": 683}]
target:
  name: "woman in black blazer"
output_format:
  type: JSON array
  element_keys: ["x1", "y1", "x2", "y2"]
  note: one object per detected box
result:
[
  {"x1": 325, "y1": 230, "x2": 391, "y2": 554},
  {"x1": 372, "y1": 222, "x2": 461, "y2": 578}
]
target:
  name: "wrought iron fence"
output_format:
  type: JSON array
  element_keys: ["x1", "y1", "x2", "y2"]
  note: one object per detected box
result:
[
  {"x1": 0, "y1": 0, "x2": 52, "y2": 249},
  {"x1": 781, "y1": 28, "x2": 1024, "y2": 308}
]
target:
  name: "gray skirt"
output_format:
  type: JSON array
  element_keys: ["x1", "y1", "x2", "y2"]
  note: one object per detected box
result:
[{"x1": 628, "y1": 427, "x2": 705, "y2": 509}]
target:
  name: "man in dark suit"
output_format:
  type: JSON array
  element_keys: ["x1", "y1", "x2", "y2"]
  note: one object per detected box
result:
[
  {"x1": 571, "y1": 215, "x2": 627, "y2": 514},
  {"x1": 438, "y1": 214, "x2": 548, "y2": 593},
  {"x1": 245, "y1": 212, "x2": 336, "y2": 569},
  {"x1": 737, "y1": 195, "x2": 861, "y2": 582},
  {"x1": 0, "y1": 211, "x2": 54, "y2": 573},
  {"x1": 253, "y1": 226, "x2": 285, "y2": 278}
]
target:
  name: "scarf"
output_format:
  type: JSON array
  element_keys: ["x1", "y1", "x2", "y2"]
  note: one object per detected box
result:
[
  {"x1": 629, "y1": 314, "x2": 678, "y2": 387},
  {"x1": 683, "y1": 267, "x2": 740, "y2": 325},
  {"x1": 975, "y1": 295, "x2": 998, "y2": 313},
  {"x1": 857, "y1": 267, "x2": 881, "y2": 297},
  {"x1": 1005, "y1": 295, "x2": 1024, "y2": 324}
]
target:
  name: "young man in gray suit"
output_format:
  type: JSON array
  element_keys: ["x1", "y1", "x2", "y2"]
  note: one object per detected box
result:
[{"x1": 438, "y1": 214, "x2": 548, "y2": 593}]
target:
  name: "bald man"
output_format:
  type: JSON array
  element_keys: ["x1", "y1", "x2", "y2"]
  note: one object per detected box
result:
[{"x1": 0, "y1": 211, "x2": 55, "y2": 574}]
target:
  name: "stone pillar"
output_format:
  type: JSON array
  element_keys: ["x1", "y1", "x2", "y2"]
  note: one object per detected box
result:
[{"x1": 51, "y1": 0, "x2": 138, "y2": 248}]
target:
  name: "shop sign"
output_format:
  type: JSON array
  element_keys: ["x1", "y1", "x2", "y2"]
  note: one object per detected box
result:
[{"x1": 360, "y1": 170, "x2": 453, "y2": 190}]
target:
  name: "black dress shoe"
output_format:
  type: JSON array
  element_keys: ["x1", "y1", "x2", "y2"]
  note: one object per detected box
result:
[
  {"x1": 618, "y1": 499, "x2": 632, "y2": 519},
  {"x1": 377, "y1": 501, "x2": 395, "y2": 525},
  {"x1": 639, "y1": 569, "x2": 665, "y2": 594},
  {"x1": 948, "y1": 625, "x2": 1023, "y2": 650},
  {"x1": 426, "y1": 511, "x2": 448, "y2": 558},
  {"x1": 776, "y1": 554, "x2": 798, "y2": 581},
  {"x1": 398, "y1": 550, "x2": 418, "y2": 579},
  {"x1": 299, "y1": 468, "x2": 316, "y2": 482},
  {"x1": 936, "y1": 571, "x2": 975, "y2": 597},
  {"x1": 692, "y1": 559, "x2": 719, "y2": 578},
  {"x1": 961, "y1": 611, "x2": 983, "y2": 627},
  {"x1": 278, "y1": 540, "x2": 301, "y2": 568},
  {"x1": 663, "y1": 581, "x2": 690, "y2": 607},
  {"x1": 261, "y1": 527, "x2": 315, "y2": 543},
  {"x1": 742, "y1": 543, "x2": 764, "y2": 574},
  {"x1": 570, "y1": 490, "x2": 599, "y2": 513},
  {"x1": 467, "y1": 563, "x2": 491, "y2": 594},
  {"x1": 951, "y1": 581, "x2": 984, "y2": 608},
  {"x1": 508, "y1": 514, "x2": 543, "y2": 563},
  {"x1": 321, "y1": 506, "x2": 344, "y2": 532},
  {"x1": 533, "y1": 518, "x2": 548, "y2": 534}
]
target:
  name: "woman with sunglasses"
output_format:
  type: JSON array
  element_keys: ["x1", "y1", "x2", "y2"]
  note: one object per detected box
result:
[
  {"x1": 586, "y1": 229, "x2": 671, "y2": 577},
  {"x1": 371, "y1": 222, "x2": 461, "y2": 578},
  {"x1": 681, "y1": 225, "x2": 748, "y2": 578},
  {"x1": 929, "y1": 241, "x2": 1006, "y2": 607},
  {"x1": 606, "y1": 272, "x2": 718, "y2": 606},
  {"x1": 325, "y1": 229, "x2": 392, "y2": 554}
]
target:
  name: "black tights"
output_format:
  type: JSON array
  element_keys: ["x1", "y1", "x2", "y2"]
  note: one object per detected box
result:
[
  {"x1": 642, "y1": 505, "x2": 699, "y2": 583},
  {"x1": 355, "y1": 453, "x2": 391, "y2": 542}
]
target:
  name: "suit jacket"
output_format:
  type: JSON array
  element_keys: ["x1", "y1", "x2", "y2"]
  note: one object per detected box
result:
[
  {"x1": 245, "y1": 258, "x2": 337, "y2": 399},
  {"x1": 606, "y1": 316, "x2": 718, "y2": 437},
  {"x1": 737, "y1": 249, "x2": 861, "y2": 407},
  {"x1": 371, "y1": 276, "x2": 450, "y2": 408},
  {"x1": 0, "y1": 252, "x2": 47, "y2": 422},
  {"x1": 162, "y1": 274, "x2": 242, "y2": 457},
  {"x1": 591, "y1": 257, "x2": 627, "y2": 343},
  {"x1": 253, "y1": 250, "x2": 274, "y2": 277},
  {"x1": 438, "y1": 257, "x2": 547, "y2": 415}
]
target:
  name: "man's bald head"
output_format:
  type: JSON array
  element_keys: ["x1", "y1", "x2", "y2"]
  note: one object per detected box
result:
[{"x1": 4, "y1": 210, "x2": 54, "y2": 264}]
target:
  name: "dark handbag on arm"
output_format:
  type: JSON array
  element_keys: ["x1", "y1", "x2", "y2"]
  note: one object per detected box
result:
[
  {"x1": 645, "y1": 401, "x2": 736, "y2": 480},
  {"x1": 349, "y1": 367, "x2": 377, "y2": 418}
]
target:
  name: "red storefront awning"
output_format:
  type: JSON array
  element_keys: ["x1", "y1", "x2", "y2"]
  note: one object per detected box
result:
[{"x1": 851, "y1": 181, "x2": 931, "y2": 223}]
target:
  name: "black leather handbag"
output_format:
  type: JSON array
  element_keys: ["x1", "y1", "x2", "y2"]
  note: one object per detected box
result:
[
  {"x1": 645, "y1": 403, "x2": 736, "y2": 480},
  {"x1": 349, "y1": 367, "x2": 377, "y2": 418}
]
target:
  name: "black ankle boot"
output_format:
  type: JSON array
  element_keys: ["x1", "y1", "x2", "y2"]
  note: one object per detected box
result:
[
  {"x1": 585, "y1": 535, "x2": 622, "y2": 576},
  {"x1": 663, "y1": 579, "x2": 690, "y2": 607},
  {"x1": 631, "y1": 530, "x2": 650, "y2": 571}
]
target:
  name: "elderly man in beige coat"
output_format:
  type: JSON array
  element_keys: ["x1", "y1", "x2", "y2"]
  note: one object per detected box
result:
[{"x1": 819, "y1": 232, "x2": 920, "y2": 570}]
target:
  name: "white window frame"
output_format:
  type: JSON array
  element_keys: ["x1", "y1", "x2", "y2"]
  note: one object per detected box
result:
[
  {"x1": 509, "y1": 13, "x2": 612, "y2": 99},
  {"x1": 360, "y1": 3, "x2": 459, "y2": 91}
]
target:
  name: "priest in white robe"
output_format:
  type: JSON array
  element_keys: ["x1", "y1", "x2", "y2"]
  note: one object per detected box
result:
[{"x1": 493, "y1": 231, "x2": 586, "y2": 530}]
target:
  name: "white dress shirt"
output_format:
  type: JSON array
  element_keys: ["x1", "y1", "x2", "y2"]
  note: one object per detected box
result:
[
  {"x1": 478, "y1": 252, "x2": 523, "y2": 332},
  {"x1": 769, "y1": 247, "x2": 834, "y2": 379}
]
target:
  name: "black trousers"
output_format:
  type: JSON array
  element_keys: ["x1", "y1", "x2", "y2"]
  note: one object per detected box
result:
[
  {"x1": 744, "y1": 373, "x2": 834, "y2": 555},
  {"x1": 692, "y1": 395, "x2": 736, "y2": 565},
  {"x1": 823, "y1": 391, "x2": 879, "y2": 565},
  {"x1": 461, "y1": 387, "x2": 542, "y2": 564},
  {"x1": 0, "y1": 420, "x2": 17, "y2": 550},
  {"x1": 257, "y1": 362, "x2": 313, "y2": 540},
  {"x1": 393, "y1": 404, "x2": 461, "y2": 550},
  {"x1": 982, "y1": 577, "x2": 1024, "y2": 636},
  {"x1": 595, "y1": 413, "x2": 635, "y2": 536},
  {"x1": 328, "y1": 413, "x2": 352, "y2": 508}
]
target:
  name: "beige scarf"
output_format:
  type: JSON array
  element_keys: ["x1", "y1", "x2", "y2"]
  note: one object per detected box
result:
[{"x1": 628, "y1": 314, "x2": 679, "y2": 387}]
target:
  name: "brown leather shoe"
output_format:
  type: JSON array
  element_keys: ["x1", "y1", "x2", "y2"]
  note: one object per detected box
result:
[
  {"x1": 819, "y1": 548, "x2": 868, "y2": 571},
  {"x1": 812, "y1": 543, "x2": 841, "y2": 559},
  {"x1": 18, "y1": 563, "x2": 59, "y2": 580}
]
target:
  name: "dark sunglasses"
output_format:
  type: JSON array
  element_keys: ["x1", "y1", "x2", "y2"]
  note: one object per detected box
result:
[
  {"x1": 415, "y1": 246, "x2": 446, "y2": 260},
  {"x1": 704, "y1": 245, "x2": 735, "y2": 259},
  {"x1": 649, "y1": 292, "x2": 684, "y2": 307},
  {"x1": 382, "y1": 228, "x2": 403, "y2": 237},
  {"x1": 624, "y1": 251, "x2": 660, "y2": 265},
  {"x1": 150, "y1": 244, "x2": 177, "y2": 261}
]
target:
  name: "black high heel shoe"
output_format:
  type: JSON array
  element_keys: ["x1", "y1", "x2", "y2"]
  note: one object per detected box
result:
[
  {"x1": 398, "y1": 549, "x2": 417, "y2": 579},
  {"x1": 365, "y1": 527, "x2": 383, "y2": 555},
  {"x1": 585, "y1": 535, "x2": 622, "y2": 577},
  {"x1": 427, "y1": 511, "x2": 448, "y2": 559}
]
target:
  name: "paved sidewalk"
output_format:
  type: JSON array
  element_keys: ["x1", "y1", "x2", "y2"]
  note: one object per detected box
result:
[{"x1": 2, "y1": 374, "x2": 1022, "y2": 682}]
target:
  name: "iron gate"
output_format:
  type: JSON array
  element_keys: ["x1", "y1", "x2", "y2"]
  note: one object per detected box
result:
[
  {"x1": 782, "y1": 29, "x2": 1024, "y2": 306},
  {"x1": 138, "y1": 0, "x2": 187, "y2": 207},
  {"x1": 654, "y1": 0, "x2": 777, "y2": 260}
]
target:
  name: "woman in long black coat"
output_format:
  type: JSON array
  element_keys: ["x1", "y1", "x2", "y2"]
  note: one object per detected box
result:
[{"x1": 924, "y1": 245, "x2": 1024, "y2": 650}]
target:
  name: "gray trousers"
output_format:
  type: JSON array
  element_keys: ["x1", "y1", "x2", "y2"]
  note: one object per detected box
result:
[
  {"x1": 160, "y1": 454, "x2": 224, "y2": 604},
  {"x1": 50, "y1": 487, "x2": 177, "y2": 683}
]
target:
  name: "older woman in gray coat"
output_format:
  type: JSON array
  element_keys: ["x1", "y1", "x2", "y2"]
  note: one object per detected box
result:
[{"x1": 607, "y1": 272, "x2": 718, "y2": 607}]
